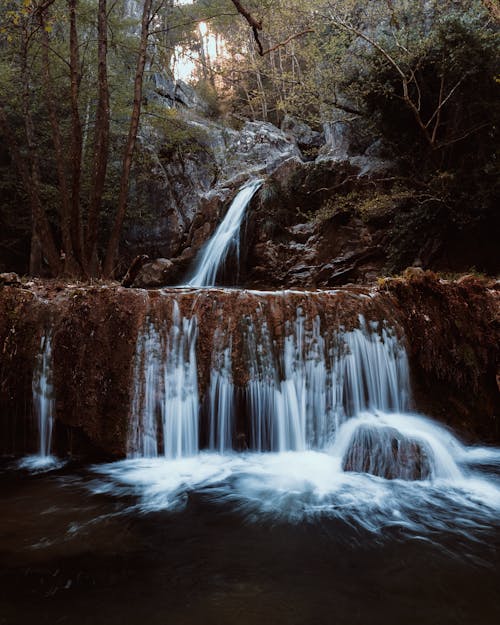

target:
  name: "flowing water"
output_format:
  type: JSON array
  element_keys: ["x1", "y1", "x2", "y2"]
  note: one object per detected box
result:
[
  {"x1": 186, "y1": 179, "x2": 263, "y2": 286},
  {"x1": 17, "y1": 331, "x2": 61, "y2": 472},
  {"x1": 1, "y1": 446, "x2": 499, "y2": 625},
  {"x1": 3, "y1": 182, "x2": 500, "y2": 624}
]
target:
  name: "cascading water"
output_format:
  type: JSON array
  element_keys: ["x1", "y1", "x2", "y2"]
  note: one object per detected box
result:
[
  {"x1": 32, "y1": 332, "x2": 55, "y2": 458},
  {"x1": 129, "y1": 300, "x2": 417, "y2": 463},
  {"x1": 242, "y1": 310, "x2": 409, "y2": 453},
  {"x1": 129, "y1": 300, "x2": 199, "y2": 459},
  {"x1": 18, "y1": 330, "x2": 61, "y2": 470},
  {"x1": 208, "y1": 335, "x2": 234, "y2": 453},
  {"x1": 186, "y1": 179, "x2": 263, "y2": 287},
  {"x1": 115, "y1": 177, "x2": 500, "y2": 539},
  {"x1": 115, "y1": 272, "x2": 500, "y2": 538}
]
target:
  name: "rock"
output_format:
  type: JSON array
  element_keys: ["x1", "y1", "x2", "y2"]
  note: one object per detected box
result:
[
  {"x1": 221, "y1": 121, "x2": 302, "y2": 180},
  {"x1": 322, "y1": 120, "x2": 352, "y2": 160},
  {"x1": 0, "y1": 272, "x2": 21, "y2": 286},
  {"x1": 348, "y1": 154, "x2": 394, "y2": 177},
  {"x1": 132, "y1": 258, "x2": 175, "y2": 288},
  {"x1": 403, "y1": 266, "x2": 425, "y2": 279},
  {"x1": 342, "y1": 424, "x2": 432, "y2": 480},
  {"x1": 0, "y1": 279, "x2": 497, "y2": 459},
  {"x1": 174, "y1": 80, "x2": 208, "y2": 111},
  {"x1": 122, "y1": 255, "x2": 150, "y2": 288},
  {"x1": 281, "y1": 115, "x2": 324, "y2": 157}
]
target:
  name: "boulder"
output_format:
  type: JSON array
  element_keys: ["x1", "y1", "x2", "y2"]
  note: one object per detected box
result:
[
  {"x1": 342, "y1": 424, "x2": 432, "y2": 480},
  {"x1": 281, "y1": 115, "x2": 324, "y2": 157},
  {"x1": 132, "y1": 258, "x2": 175, "y2": 288}
]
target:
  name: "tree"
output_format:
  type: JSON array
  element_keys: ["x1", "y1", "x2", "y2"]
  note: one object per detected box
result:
[
  {"x1": 0, "y1": 0, "x2": 158, "y2": 278},
  {"x1": 103, "y1": 0, "x2": 152, "y2": 278}
]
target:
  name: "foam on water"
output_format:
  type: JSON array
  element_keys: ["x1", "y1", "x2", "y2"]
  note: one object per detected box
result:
[
  {"x1": 93, "y1": 416, "x2": 500, "y2": 541},
  {"x1": 17, "y1": 454, "x2": 65, "y2": 473}
]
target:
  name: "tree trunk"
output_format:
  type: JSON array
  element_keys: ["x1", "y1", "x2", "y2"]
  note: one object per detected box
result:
[
  {"x1": 86, "y1": 0, "x2": 110, "y2": 274},
  {"x1": 0, "y1": 106, "x2": 61, "y2": 276},
  {"x1": 68, "y1": 0, "x2": 85, "y2": 273},
  {"x1": 17, "y1": 30, "x2": 61, "y2": 276},
  {"x1": 40, "y1": 11, "x2": 75, "y2": 274},
  {"x1": 103, "y1": 0, "x2": 152, "y2": 278}
]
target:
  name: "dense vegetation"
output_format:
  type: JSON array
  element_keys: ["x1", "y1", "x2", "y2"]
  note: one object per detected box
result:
[{"x1": 0, "y1": 0, "x2": 498, "y2": 277}]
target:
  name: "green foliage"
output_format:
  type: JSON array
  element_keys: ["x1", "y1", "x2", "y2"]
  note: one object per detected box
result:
[
  {"x1": 194, "y1": 79, "x2": 224, "y2": 118},
  {"x1": 150, "y1": 107, "x2": 210, "y2": 156}
]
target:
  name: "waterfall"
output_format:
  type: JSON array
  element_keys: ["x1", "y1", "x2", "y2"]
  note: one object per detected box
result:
[
  {"x1": 106, "y1": 288, "x2": 500, "y2": 532},
  {"x1": 129, "y1": 301, "x2": 199, "y2": 458},
  {"x1": 32, "y1": 332, "x2": 55, "y2": 458},
  {"x1": 186, "y1": 179, "x2": 263, "y2": 287},
  {"x1": 162, "y1": 302, "x2": 199, "y2": 459},
  {"x1": 129, "y1": 296, "x2": 413, "y2": 462},
  {"x1": 243, "y1": 309, "x2": 409, "y2": 452},
  {"x1": 208, "y1": 342, "x2": 234, "y2": 453}
]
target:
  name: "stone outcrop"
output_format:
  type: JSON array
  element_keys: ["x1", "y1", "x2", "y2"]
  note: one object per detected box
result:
[
  {"x1": 0, "y1": 272, "x2": 21, "y2": 287},
  {"x1": 241, "y1": 157, "x2": 393, "y2": 287},
  {"x1": 381, "y1": 272, "x2": 500, "y2": 443}
]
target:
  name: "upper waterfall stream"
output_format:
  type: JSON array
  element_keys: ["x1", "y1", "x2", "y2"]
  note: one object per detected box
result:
[{"x1": 186, "y1": 179, "x2": 263, "y2": 287}]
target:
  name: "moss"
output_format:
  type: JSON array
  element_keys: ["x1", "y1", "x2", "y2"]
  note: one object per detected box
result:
[{"x1": 381, "y1": 272, "x2": 499, "y2": 442}]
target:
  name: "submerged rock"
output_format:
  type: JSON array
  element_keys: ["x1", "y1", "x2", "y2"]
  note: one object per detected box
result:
[{"x1": 342, "y1": 424, "x2": 432, "y2": 481}]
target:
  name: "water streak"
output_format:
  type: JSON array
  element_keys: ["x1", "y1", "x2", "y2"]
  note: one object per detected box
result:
[
  {"x1": 32, "y1": 332, "x2": 55, "y2": 458},
  {"x1": 129, "y1": 301, "x2": 199, "y2": 458},
  {"x1": 244, "y1": 311, "x2": 409, "y2": 452},
  {"x1": 208, "y1": 339, "x2": 234, "y2": 453}
]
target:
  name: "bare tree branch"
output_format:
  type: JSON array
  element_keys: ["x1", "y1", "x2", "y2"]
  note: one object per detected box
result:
[{"x1": 261, "y1": 29, "x2": 314, "y2": 56}]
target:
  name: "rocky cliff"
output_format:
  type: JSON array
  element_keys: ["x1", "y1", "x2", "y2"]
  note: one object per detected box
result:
[{"x1": 123, "y1": 77, "x2": 498, "y2": 288}]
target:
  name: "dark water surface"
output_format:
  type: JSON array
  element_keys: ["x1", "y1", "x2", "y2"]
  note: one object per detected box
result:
[{"x1": 1, "y1": 456, "x2": 499, "y2": 625}]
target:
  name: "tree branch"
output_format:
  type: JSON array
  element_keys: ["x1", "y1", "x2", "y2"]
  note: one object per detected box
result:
[{"x1": 261, "y1": 29, "x2": 314, "y2": 56}]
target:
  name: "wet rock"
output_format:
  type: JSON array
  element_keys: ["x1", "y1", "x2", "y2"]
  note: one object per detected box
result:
[
  {"x1": 342, "y1": 424, "x2": 432, "y2": 480},
  {"x1": 132, "y1": 258, "x2": 175, "y2": 288},
  {"x1": 0, "y1": 278, "x2": 497, "y2": 458},
  {"x1": 382, "y1": 273, "x2": 500, "y2": 443}
]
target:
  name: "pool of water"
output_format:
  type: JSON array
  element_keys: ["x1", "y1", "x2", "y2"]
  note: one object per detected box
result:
[{"x1": 1, "y1": 450, "x2": 499, "y2": 625}]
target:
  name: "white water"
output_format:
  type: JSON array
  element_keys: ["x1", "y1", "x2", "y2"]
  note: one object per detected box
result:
[
  {"x1": 121, "y1": 187, "x2": 500, "y2": 540},
  {"x1": 245, "y1": 312, "x2": 409, "y2": 452},
  {"x1": 186, "y1": 179, "x2": 263, "y2": 287},
  {"x1": 129, "y1": 308, "x2": 410, "y2": 457},
  {"x1": 93, "y1": 440, "x2": 500, "y2": 539},
  {"x1": 208, "y1": 337, "x2": 234, "y2": 453},
  {"x1": 129, "y1": 301, "x2": 199, "y2": 459}
]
